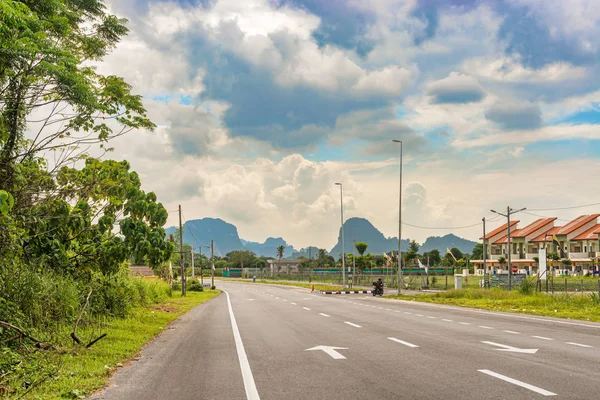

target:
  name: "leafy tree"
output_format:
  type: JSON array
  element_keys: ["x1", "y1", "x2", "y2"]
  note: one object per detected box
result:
[
  {"x1": 561, "y1": 259, "x2": 572, "y2": 269},
  {"x1": 423, "y1": 249, "x2": 441, "y2": 266},
  {"x1": 276, "y1": 244, "x2": 286, "y2": 273},
  {"x1": 226, "y1": 250, "x2": 256, "y2": 269},
  {"x1": 471, "y1": 243, "x2": 484, "y2": 260},
  {"x1": 498, "y1": 256, "x2": 507, "y2": 270},
  {"x1": 409, "y1": 240, "x2": 419, "y2": 253},
  {"x1": 355, "y1": 242, "x2": 368, "y2": 256}
]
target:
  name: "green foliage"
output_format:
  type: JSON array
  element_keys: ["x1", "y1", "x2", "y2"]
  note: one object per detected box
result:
[
  {"x1": 0, "y1": 189, "x2": 14, "y2": 215},
  {"x1": 227, "y1": 250, "x2": 256, "y2": 268},
  {"x1": 187, "y1": 279, "x2": 204, "y2": 292},
  {"x1": 471, "y1": 243, "x2": 483, "y2": 260},
  {"x1": 276, "y1": 245, "x2": 285, "y2": 260},
  {"x1": 519, "y1": 278, "x2": 535, "y2": 295},
  {"x1": 354, "y1": 242, "x2": 368, "y2": 256}
]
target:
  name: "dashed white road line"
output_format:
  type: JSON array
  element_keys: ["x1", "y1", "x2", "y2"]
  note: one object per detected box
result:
[
  {"x1": 290, "y1": 302, "x2": 297, "y2": 305},
  {"x1": 415, "y1": 314, "x2": 424, "y2": 317},
  {"x1": 302, "y1": 307, "x2": 311, "y2": 311},
  {"x1": 532, "y1": 335, "x2": 553, "y2": 341},
  {"x1": 319, "y1": 313, "x2": 330, "y2": 317},
  {"x1": 442, "y1": 319, "x2": 453, "y2": 322},
  {"x1": 503, "y1": 330, "x2": 520, "y2": 334},
  {"x1": 460, "y1": 322, "x2": 471, "y2": 326},
  {"x1": 478, "y1": 369, "x2": 556, "y2": 397},
  {"x1": 478, "y1": 325, "x2": 494, "y2": 330},
  {"x1": 566, "y1": 342, "x2": 593, "y2": 348},
  {"x1": 388, "y1": 337, "x2": 419, "y2": 348},
  {"x1": 345, "y1": 322, "x2": 362, "y2": 328},
  {"x1": 282, "y1": 299, "x2": 288, "y2": 302},
  {"x1": 427, "y1": 316, "x2": 436, "y2": 319},
  {"x1": 404, "y1": 312, "x2": 412, "y2": 315}
]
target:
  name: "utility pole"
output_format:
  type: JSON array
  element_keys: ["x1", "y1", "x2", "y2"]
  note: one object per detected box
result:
[
  {"x1": 211, "y1": 239, "x2": 215, "y2": 289},
  {"x1": 393, "y1": 139, "x2": 403, "y2": 295},
  {"x1": 199, "y1": 246, "x2": 204, "y2": 286},
  {"x1": 491, "y1": 206, "x2": 526, "y2": 290},
  {"x1": 335, "y1": 183, "x2": 346, "y2": 288},
  {"x1": 483, "y1": 217, "x2": 487, "y2": 288},
  {"x1": 191, "y1": 246, "x2": 195, "y2": 279},
  {"x1": 178, "y1": 205, "x2": 185, "y2": 296},
  {"x1": 352, "y1": 235, "x2": 356, "y2": 288}
]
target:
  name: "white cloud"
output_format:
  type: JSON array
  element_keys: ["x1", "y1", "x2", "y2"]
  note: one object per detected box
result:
[{"x1": 463, "y1": 55, "x2": 587, "y2": 83}]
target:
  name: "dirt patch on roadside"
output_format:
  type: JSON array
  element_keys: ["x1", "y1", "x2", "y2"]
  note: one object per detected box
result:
[{"x1": 151, "y1": 304, "x2": 180, "y2": 313}]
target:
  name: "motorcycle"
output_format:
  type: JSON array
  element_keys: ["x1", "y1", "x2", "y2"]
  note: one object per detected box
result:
[{"x1": 372, "y1": 282, "x2": 383, "y2": 296}]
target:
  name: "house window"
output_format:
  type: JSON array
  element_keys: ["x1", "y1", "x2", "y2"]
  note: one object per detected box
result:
[{"x1": 585, "y1": 246, "x2": 587, "y2": 252}]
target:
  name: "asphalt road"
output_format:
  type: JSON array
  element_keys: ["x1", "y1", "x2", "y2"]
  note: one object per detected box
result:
[{"x1": 90, "y1": 282, "x2": 600, "y2": 399}]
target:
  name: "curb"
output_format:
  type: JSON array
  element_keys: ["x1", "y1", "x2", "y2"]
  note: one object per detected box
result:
[{"x1": 319, "y1": 290, "x2": 371, "y2": 295}]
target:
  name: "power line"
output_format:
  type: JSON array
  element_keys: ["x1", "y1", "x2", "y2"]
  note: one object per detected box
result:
[
  {"x1": 522, "y1": 211, "x2": 571, "y2": 222},
  {"x1": 401, "y1": 214, "x2": 502, "y2": 230},
  {"x1": 528, "y1": 202, "x2": 600, "y2": 212}
]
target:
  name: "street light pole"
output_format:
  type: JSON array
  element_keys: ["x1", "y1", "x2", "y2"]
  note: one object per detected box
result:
[
  {"x1": 482, "y1": 217, "x2": 487, "y2": 288},
  {"x1": 393, "y1": 139, "x2": 403, "y2": 295},
  {"x1": 491, "y1": 206, "x2": 526, "y2": 290},
  {"x1": 335, "y1": 183, "x2": 346, "y2": 288}
]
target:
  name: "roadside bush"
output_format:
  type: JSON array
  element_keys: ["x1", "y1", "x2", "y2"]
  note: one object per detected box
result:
[
  {"x1": 519, "y1": 278, "x2": 535, "y2": 295},
  {"x1": 187, "y1": 279, "x2": 204, "y2": 292}
]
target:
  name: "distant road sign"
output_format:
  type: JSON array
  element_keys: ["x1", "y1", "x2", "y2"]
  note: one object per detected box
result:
[{"x1": 511, "y1": 265, "x2": 518, "y2": 273}]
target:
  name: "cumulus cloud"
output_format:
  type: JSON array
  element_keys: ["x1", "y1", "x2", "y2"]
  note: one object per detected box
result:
[
  {"x1": 426, "y1": 72, "x2": 485, "y2": 104},
  {"x1": 485, "y1": 102, "x2": 542, "y2": 130}
]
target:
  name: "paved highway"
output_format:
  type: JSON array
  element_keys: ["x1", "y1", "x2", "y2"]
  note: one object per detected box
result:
[{"x1": 91, "y1": 281, "x2": 600, "y2": 399}]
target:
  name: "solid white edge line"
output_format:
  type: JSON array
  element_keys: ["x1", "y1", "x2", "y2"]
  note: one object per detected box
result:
[
  {"x1": 225, "y1": 291, "x2": 261, "y2": 400},
  {"x1": 319, "y1": 313, "x2": 330, "y2": 317},
  {"x1": 478, "y1": 369, "x2": 556, "y2": 396},
  {"x1": 532, "y1": 335, "x2": 554, "y2": 341},
  {"x1": 388, "y1": 337, "x2": 419, "y2": 348},
  {"x1": 344, "y1": 321, "x2": 362, "y2": 328},
  {"x1": 566, "y1": 342, "x2": 593, "y2": 348}
]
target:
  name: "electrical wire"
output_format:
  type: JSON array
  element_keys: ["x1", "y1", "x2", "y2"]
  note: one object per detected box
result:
[
  {"x1": 522, "y1": 211, "x2": 571, "y2": 223},
  {"x1": 528, "y1": 202, "x2": 600, "y2": 212},
  {"x1": 401, "y1": 213, "x2": 502, "y2": 230}
]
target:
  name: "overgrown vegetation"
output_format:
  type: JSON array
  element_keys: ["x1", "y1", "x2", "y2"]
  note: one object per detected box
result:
[
  {"x1": 0, "y1": 1, "x2": 180, "y2": 397},
  {"x1": 396, "y1": 288, "x2": 600, "y2": 322}
]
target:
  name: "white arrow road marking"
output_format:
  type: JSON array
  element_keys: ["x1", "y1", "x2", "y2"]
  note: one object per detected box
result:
[
  {"x1": 482, "y1": 341, "x2": 538, "y2": 354},
  {"x1": 478, "y1": 370, "x2": 556, "y2": 396},
  {"x1": 344, "y1": 322, "x2": 362, "y2": 328},
  {"x1": 388, "y1": 337, "x2": 419, "y2": 348},
  {"x1": 305, "y1": 345, "x2": 348, "y2": 360},
  {"x1": 566, "y1": 342, "x2": 593, "y2": 348}
]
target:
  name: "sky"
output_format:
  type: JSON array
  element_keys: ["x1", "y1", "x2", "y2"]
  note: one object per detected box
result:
[{"x1": 86, "y1": 0, "x2": 600, "y2": 249}]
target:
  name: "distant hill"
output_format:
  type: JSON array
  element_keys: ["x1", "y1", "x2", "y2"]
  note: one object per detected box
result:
[
  {"x1": 166, "y1": 217, "x2": 478, "y2": 259},
  {"x1": 243, "y1": 237, "x2": 295, "y2": 258},
  {"x1": 165, "y1": 218, "x2": 243, "y2": 256},
  {"x1": 420, "y1": 234, "x2": 477, "y2": 255},
  {"x1": 329, "y1": 217, "x2": 409, "y2": 256},
  {"x1": 291, "y1": 246, "x2": 321, "y2": 259}
]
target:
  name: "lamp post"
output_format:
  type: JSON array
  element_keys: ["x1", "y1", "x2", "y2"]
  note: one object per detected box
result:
[
  {"x1": 335, "y1": 182, "x2": 346, "y2": 288},
  {"x1": 392, "y1": 139, "x2": 403, "y2": 295},
  {"x1": 490, "y1": 206, "x2": 526, "y2": 290},
  {"x1": 205, "y1": 241, "x2": 214, "y2": 289}
]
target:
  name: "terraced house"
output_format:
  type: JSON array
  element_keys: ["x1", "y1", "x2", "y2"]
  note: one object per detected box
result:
[{"x1": 472, "y1": 215, "x2": 600, "y2": 275}]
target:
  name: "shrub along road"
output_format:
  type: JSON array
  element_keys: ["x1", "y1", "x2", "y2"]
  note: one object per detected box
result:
[{"x1": 91, "y1": 281, "x2": 600, "y2": 399}]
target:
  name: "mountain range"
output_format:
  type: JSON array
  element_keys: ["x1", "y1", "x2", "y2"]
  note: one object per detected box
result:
[{"x1": 166, "y1": 217, "x2": 478, "y2": 258}]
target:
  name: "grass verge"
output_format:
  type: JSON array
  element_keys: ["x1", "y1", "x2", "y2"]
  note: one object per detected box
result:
[
  {"x1": 219, "y1": 278, "x2": 362, "y2": 293},
  {"x1": 4, "y1": 290, "x2": 220, "y2": 400},
  {"x1": 387, "y1": 288, "x2": 600, "y2": 322}
]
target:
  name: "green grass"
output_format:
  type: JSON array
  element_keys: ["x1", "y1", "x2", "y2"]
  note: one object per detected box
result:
[
  {"x1": 220, "y1": 278, "x2": 363, "y2": 293},
  {"x1": 388, "y1": 288, "x2": 600, "y2": 322},
  {"x1": 4, "y1": 290, "x2": 220, "y2": 399}
]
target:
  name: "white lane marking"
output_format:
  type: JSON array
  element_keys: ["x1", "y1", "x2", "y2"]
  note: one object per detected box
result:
[
  {"x1": 275, "y1": 297, "x2": 280, "y2": 299},
  {"x1": 385, "y1": 308, "x2": 392, "y2": 311},
  {"x1": 345, "y1": 321, "x2": 362, "y2": 328},
  {"x1": 415, "y1": 314, "x2": 424, "y2": 317},
  {"x1": 532, "y1": 335, "x2": 554, "y2": 341},
  {"x1": 503, "y1": 330, "x2": 520, "y2": 334},
  {"x1": 404, "y1": 312, "x2": 412, "y2": 315},
  {"x1": 478, "y1": 370, "x2": 556, "y2": 396},
  {"x1": 460, "y1": 322, "x2": 471, "y2": 326},
  {"x1": 305, "y1": 345, "x2": 347, "y2": 360},
  {"x1": 388, "y1": 337, "x2": 419, "y2": 348},
  {"x1": 377, "y1": 307, "x2": 384, "y2": 310},
  {"x1": 478, "y1": 325, "x2": 494, "y2": 330},
  {"x1": 303, "y1": 307, "x2": 311, "y2": 311},
  {"x1": 319, "y1": 313, "x2": 330, "y2": 317},
  {"x1": 427, "y1": 316, "x2": 436, "y2": 319},
  {"x1": 224, "y1": 291, "x2": 261, "y2": 400},
  {"x1": 566, "y1": 342, "x2": 593, "y2": 348},
  {"x1": 291, "y1": 302, "x2": 297, "y2": 305},
  {"x1": 442, "y1": 319, "x2": 453, "y2": 322},
  {"x1": 282, "y1": 299, "x2": 288, "y2": 302},
  {"x1": 481, "y1": 341, "x2": 538, "y2": 354}
]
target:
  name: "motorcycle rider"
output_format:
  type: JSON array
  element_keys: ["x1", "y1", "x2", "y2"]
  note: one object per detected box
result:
[{"x1": 374, "y1": 278, "x2": 384, "y2": 294}]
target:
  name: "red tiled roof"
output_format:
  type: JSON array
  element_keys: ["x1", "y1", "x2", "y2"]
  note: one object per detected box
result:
[
  {"x1": 530, "y1": 226, "x2": 562, "y2": 243},
  {"x1": 481, "y1": 220, "x2": 519, "y2": 240},
  {"x1": 556, "y1": 214, "x2": 600, "y2": 235},
  {"x1": 493, "y1": 235, "x2": 508, "y2": 245},
  {"x1": 573, "y1": 224, "x2": 600, "y2": 241},
  {"x1": 512, "y1": 218, "x2": 556, "y2": 238}
]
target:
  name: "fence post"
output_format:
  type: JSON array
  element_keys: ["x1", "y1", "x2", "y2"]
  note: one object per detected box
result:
[
  {"x1": 581, "y1": 279, "x2": 584, "y2": 293},
  {"x1": 565, "y1": 278, "x2": 568, "y2": 292}
]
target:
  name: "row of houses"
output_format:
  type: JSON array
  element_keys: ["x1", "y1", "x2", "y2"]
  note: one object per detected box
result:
[{"x1": 471, "y1": 214, "x2": 600, "y2": 274}]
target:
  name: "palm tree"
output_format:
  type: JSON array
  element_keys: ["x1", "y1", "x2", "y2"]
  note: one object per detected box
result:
[{"x1": 276, "y1": 245, "x2": 285, "y2": 274}]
